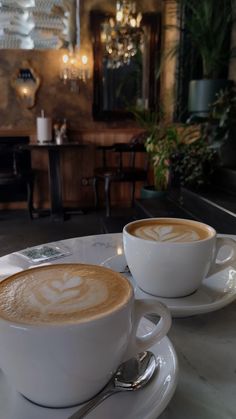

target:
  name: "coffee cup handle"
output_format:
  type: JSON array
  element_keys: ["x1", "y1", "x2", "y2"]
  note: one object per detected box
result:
[
  {"x1": 207, "y1": 237, "x2": 236, "y2": 277},
  {"x1": 125, "y1": 299, "x2": 172, "y2": 359}
]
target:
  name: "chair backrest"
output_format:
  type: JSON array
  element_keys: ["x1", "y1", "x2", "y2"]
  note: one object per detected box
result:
[
  {"x1": 95, "y1": 132, "x2": 148, "y2": 174},
  {"x1": 113, "y1": 132, "x2": 148, "y2": 172},
  {"x1": 0, "y1": 137, "x2": 31, "y2": 176},
  {"x1": 96, "y1": 145, "x2": 116, "y2": 170}
]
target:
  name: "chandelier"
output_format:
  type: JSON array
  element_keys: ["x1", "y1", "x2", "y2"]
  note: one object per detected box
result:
[
  {"x1": 60, "y1": 49, "x2": 90, "y2": 92},
  {"x1": 101, "y1": 1, "x2": 143, "y2": 69},
  {"x1": 59, "y1": 1, "x2": 91, "y2": 92}
]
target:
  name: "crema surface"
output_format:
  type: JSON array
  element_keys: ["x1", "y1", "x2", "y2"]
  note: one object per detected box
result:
[
  {"x1": 0, "y1": 264, "x2": 132, "y2": 325},
  {"x1": 129, "y1": 221, "x2": 211, "y2": 242}
]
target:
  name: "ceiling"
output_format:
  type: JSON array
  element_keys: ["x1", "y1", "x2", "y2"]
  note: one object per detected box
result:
[{"x1": 0, "y1": 0, "x2": 78, "y2": 49}]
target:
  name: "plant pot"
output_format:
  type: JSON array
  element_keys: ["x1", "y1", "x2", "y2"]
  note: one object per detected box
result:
[
  {"x1": 188, "y1": 79, "x2": 232, "y2": 119},
  {"x1": 140, "y1": 185, "x2": 167, "y2": 199}
]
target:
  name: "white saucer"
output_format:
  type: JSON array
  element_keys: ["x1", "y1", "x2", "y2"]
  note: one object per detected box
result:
[
  {"x1": 0, "y1": 319, "x2": 178, "y2": 419},
  {"x1": 101, "y1": 254, "x2": 236, "y2": 318}
]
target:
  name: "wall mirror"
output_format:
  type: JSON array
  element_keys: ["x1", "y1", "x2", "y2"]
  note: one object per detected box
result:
[
  {"x1": 90, "y1": 10, "x2": 161, "y2": 121},
  {"x1": 0, "y1": 0, "x2": 78, "y2": 50}
]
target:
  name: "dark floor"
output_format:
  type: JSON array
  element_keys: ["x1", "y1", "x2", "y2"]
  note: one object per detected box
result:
[
  {"x1": 3, "y1": 185, "x2": 236, "y2": 258},
  {"x1": 0, "y1": 207, "x2": 136, "y2": 257}
]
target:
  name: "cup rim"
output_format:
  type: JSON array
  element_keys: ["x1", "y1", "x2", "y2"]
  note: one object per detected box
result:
[
  {"x1": 123, "y1": 217, "x2": 216, "y2": 244},
  {"x1": 0, "y1": 263, "x2": 134, "y2": 330}
]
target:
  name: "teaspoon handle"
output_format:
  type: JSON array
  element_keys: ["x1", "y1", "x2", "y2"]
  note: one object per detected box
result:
[{"x1": 68, "y1": 388, "x2": 117, "y2": 419}]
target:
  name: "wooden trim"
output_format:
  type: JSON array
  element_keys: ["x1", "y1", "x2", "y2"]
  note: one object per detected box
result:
[
  {"x1": 0, "y1": 129, "x2": 34, "y2": 136},
  {"x1": 0, "y1": 128, "x2": 143, "y2": 136}
]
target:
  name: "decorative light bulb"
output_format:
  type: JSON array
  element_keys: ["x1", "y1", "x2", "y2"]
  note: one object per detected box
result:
[
  {"x1": 101, "y1": 31, "x2": 107, "y2": 43},
  {"x1": 109, "y1": 17, "x2": 115, "y2": 27},
  {"x1": 137, "y1": 12, "x2": 142, "y2": 26},
  {"x1": 116, "y1": 11, "x2": 123, "y2": 22},
  {"x1": 81, "y1": 55, "x2": 88, "y2": 65},
  {"x1": 130, "y1": 18, "x2": 136, "y2": 27},
  {"x1": 62, "y1": 54, "x2": 69, "y2": 64}
]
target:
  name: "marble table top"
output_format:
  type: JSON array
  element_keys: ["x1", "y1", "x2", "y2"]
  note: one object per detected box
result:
[{"x1": 0, "y1": 233, "x2": 235, "y2": 419}]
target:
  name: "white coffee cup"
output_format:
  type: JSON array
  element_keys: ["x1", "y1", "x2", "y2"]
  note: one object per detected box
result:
[
  {"x1": 0, "y1": 263, "x2": 171, "y2": 407},
  {"x1": 123, "y1": 218, "x2": 236, "y2": 298}
]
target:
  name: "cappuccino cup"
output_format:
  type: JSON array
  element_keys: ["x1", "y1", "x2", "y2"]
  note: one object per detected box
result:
[
  {"x1": 0, "y1": 263, "x2": 171, "y2": 407},
  {"x1": 123, "y1": 218, "x2": 236, "y2": 298}
]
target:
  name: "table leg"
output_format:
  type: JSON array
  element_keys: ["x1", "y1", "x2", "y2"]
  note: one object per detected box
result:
[{"x1": 48, "y1": 149, "x2": 64, "y2": 221}]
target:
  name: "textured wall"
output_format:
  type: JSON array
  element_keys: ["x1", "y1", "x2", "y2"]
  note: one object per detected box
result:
[
  {"x1": 0, "y1": 0, "x2": 162, "y2": 131},
  {"x1": 0, "y1": 1, "x2": 176, "y2": 210}
]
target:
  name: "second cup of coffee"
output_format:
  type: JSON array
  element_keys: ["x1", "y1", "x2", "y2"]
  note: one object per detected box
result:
[{"x1": 123, "y1": 217, "x2": 236, "y2": 298}]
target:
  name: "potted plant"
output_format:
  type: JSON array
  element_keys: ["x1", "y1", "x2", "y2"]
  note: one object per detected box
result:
[
  {"x1": 164, "y1": 0, "x2": 234, "y2": 119},
  {"x1": 142, "y1": 123, "x2": 180, "y2": 197},
  {"x1": 132, "y1": 108, "x2": 180, "y2": 198},
  {"x1": 180, "y1": 0, "x2": 233, "y2": 118},
  {"x1": 201, "y1": 85, "x2": 236, "y2": 167},
  {"x1": 133, "y1": 107, "x2": 216, "y2": 196},
  {"x1": 170, "y1": 137, "x2": 216, "y2": 189}
]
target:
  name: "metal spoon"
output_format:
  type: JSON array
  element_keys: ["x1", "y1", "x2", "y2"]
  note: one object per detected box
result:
[{"x1": 68, "y1": 351, "x2": 157, "y2": 419}]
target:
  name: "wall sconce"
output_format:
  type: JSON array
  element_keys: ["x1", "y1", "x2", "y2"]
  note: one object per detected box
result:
[
  {"x1": 60, "y1": 49, "x2": 91, "y2": 92},
  {"x1": 11, "y1": 61, "x2": 40, "y2": 108}
]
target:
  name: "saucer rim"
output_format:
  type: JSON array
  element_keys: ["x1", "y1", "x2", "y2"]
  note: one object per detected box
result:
[
  {"x1": 100, "y1": 253, "x2": 236, "y2": 318},
  {"x1": 0, "y1": 319, "x2": 178, "y2": 419}
]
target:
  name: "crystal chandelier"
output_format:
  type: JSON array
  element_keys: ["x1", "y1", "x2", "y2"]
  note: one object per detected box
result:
[
  {"x1": 59, "y1": 1, "x2": 90, "y2": 92},
  {"x1": 60, "y1": 50, "x2": 90, "y2": 92},
  {"x1": 101, "y1": 1, "x2": 143, "y2": 69}
]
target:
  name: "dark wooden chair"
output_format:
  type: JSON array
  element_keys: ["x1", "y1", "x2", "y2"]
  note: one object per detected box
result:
[
  {"x1": 93, "y1": 134, "x2": 148, "y2": 217},
  {"x1": 0, "y1": 137, "x2": 35, "y2": 219}
]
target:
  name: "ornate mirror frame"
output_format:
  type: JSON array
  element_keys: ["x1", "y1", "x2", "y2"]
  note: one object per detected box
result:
[{"x1": 90, "y1": 10, "x2": 161, "y2": 121}]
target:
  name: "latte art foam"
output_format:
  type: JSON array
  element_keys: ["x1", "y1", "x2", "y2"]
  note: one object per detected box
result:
[
  {"x1": 0, "y1": 264, "x2": 132, "y2": 325},
  {"x1": 128, "y1": 220, "x2": 211, "y2": 243}
]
